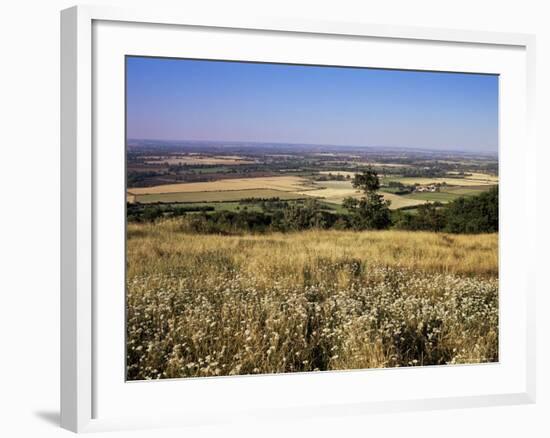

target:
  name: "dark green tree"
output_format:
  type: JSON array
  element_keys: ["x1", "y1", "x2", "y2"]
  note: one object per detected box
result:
[
  {"x1": 142, "y1": 206, "x2": 162, "y2": 222},
  {"x1": 282, "y1": 200, "x2": 332, "y2": 231},
  {"x1": 355, "y1": 193, "x2": 392, "y2": 229},
  {"x1": 444, "y1": 186, "x2": 498, "y2": 233},
  {"x1": 345, "y1": 167, "x2": 391, "y2": 230},
  {"x1": 342, "y1": 197, "x2": 358, "y2": 210},
  {"x1": 352, "y1": 166, "x2": 380, "y2": 194},
  {"x1": 393, "y1": 203, "x2": 446, "y2": 231}
]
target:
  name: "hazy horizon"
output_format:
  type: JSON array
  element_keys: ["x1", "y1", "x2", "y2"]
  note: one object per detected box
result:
[
  {"x1": 127, "y1": 137, "x2": 498, "y2": 156},
  {"x1": 126, "y1": 57, "x2": 499, "y2": 154}
]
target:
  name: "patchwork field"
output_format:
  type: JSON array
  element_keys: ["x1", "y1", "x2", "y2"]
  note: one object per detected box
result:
[
  {"x1": 128, "y1": 176, "x2": 314, "y2": 195},
  {"x1": 127, "y1": 172, "x2": 498, "y2": 210},
  {"x1": 132, "y1": 189, "x2": 307, "y2": 204}
]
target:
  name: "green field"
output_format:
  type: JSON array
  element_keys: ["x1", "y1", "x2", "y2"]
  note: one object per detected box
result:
[
  {"x1": 380, "y1": 176, "x2": 496, "y2": 187},
  {"x1": 403, "y1": 192, "x2": 460, "y2": 202},
  {"x1": 134, "y1": 188, "x2": 307, "y2": 204},
  {"x1": 318, "y1": 201, "x2": 350, "y2": 214},
  {"x1": 400, "y1": 185, "x2": 496, "y2": 204},
  {"x1": 443, "y1": 185, "x2": 496, "y2": 195}
]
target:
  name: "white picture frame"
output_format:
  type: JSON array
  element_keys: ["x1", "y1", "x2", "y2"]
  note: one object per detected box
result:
[{"x1": 60, "y1": 4, "x2": 537, "y2": 433}]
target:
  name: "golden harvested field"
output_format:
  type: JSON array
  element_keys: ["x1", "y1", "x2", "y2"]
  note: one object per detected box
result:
[
  {"x1": 127, "y1": 223, "x2": 498, "y2": 380},
  {"x1": 463, "y1": 172, "x2": 499, "y2": 183},
  {"x1": 296, "y1": 181, "x2": 358, "y2": 204},
  {"x1": 295, "y1": 187, "x2": 423, "y2": 209},
  {"x1": 295, "y1": 185, "x2": 359, "y2": 205},
  {"x1": 297, "y1": 180, "x2": 425, "y2": 209},
  {"x1": 381, "y1": 192, "x2": 427, "y2": 209},
  {"x1": 133, "y1": 189, "x2": 307, "y2": 204},
  {"x1": 128, "y1": 176, "x2": 314, "y2": 196}
]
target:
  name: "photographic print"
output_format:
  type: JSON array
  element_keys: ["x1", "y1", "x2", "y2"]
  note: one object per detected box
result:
[{"x1": 125, "y1": 57, "x2": 498, "y2": 380}]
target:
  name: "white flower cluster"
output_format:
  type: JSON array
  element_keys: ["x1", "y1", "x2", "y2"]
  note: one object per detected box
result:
[{"x1": 127, "y1": 263, "x2": 498, "y2": 380}]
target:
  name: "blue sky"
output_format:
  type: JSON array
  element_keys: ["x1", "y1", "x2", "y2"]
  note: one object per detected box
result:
[{"x1": 126, "y1": 56, "x2": 498, "y2": 153}]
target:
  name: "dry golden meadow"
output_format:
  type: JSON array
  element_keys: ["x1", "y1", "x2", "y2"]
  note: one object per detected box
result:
[{"x1": 126, "y1": 219, "x2": 498, "y2": 380}]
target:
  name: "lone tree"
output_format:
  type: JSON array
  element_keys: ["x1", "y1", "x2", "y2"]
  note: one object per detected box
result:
[
  {"x1": 352, "y1": 167, "x2": 380, "y2": 194},
  {"x1": 343, "y1": 166, "x2": 392, "y2": 229}
]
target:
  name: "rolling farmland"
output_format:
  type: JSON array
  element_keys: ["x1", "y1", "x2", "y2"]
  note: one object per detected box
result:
[
  {"x1": 128, "y1": 176, "x2": 314, "y2": 195},
  {"x1": 128, "y1": 172, "x2": 497, "y2": 210}
]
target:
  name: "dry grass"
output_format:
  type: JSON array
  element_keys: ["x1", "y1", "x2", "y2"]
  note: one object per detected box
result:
[{"x1": 127, "y1": 222, "x2": 498, "y2": 380}]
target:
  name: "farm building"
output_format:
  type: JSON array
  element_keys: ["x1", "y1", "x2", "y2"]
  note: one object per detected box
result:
[{"x1": 415, "y1": 184, "x2": 438, "y2": 193}]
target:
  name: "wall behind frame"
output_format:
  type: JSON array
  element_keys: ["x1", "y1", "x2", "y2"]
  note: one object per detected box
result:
[{"x1": 0, "y1": 1, "x2": 547, "y2": 437}]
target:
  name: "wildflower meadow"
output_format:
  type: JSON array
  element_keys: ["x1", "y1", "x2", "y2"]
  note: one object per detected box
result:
[{"x1": 126, "y1": 221, "x2": 498, "y2": 380}]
